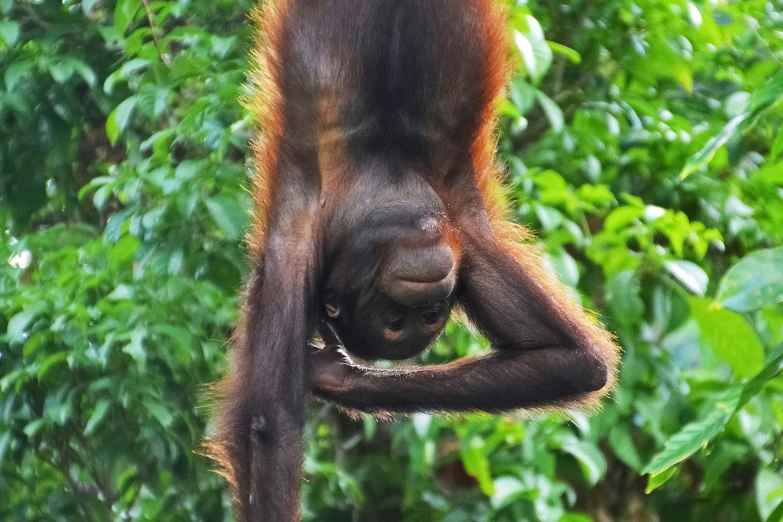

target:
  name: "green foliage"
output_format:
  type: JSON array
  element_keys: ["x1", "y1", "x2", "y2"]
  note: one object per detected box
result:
[{"x1": 2, "y1": 0, "x2": 783, "y2": 521}]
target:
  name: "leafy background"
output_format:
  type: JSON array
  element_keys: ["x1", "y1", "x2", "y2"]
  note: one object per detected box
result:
[{"x1": 1, "y1": 0, "x2": 783, "y2": 520}]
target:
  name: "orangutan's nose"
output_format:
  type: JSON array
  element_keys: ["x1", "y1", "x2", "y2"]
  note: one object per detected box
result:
[{"x1": 381, "y1": 242, "x2": 456, "y2": 307}]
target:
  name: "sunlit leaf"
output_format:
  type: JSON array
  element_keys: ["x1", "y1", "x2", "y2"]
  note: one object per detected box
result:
[
  {"x1": 665, "y1": 260, "x2": 708, "y2": 296},
  {"x1": 491, "y1": 476, "x2": 525, "y2": 510},
  {"x1": 739, "y1": 343, "x2": 783, "y2": 408},
  {"x1": 771, "y1": 125, "x2": 783, "y2": 161},
  {"x1": 547, "y1": 41, "x2": 581, "y2": 63},
  {"x1": 689, "y1": 298, "x2": 764, "y2": 378},
  {"x1": 717, "y1": 247, "x2": 783, "y2": 312}
]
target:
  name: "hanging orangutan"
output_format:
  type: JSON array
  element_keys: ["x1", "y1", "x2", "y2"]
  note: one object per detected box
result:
[{"x1": 209, "y1": 1, "x2": 621, "y2": 520}]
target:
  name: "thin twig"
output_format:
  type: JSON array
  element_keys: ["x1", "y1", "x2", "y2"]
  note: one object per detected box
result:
[{"x1": 141, "y1": 0, "x2": 172, "y2": 67}]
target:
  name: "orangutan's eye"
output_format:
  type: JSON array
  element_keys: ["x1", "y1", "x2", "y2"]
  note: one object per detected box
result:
[
  {"x1": 387, "y1": 316, "x2": 405, "y2": 331},
  {"x1": 421, "y1": 309, "x2": 440, "y2": 325}
]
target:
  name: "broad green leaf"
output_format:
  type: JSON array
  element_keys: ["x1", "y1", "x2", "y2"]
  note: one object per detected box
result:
[
  {"x1": 37, "y1": 352, "x2": 69, "y2": 380},
  {"x1": 771, "y1": 125, "x2": 783, "y2": 160},
  {"x1": 683, "y1": 71, "x2": 783, "y2": 178},
  {"x1": 608, "y1": 270, "x2": 644, "y2": 327},
  {"x1": 513, "y1": 16, "x2": 552, "y2": 84},
  {"x1": 144, "y1": 399, "x2": 173, "y2": 428},
  {"x1": 609, "y1": 425, "x2": 643, "y2": 470},
  {"x1": 717, "y1": 247, "x2": 783, "y2": 312},
  {"x1": 739, "y1": 343, "x2": 783, "y2": 408},
  {"x1": 689, "y1": 298, "x2": 764, "y2": 378},
  {"x1": 412, "y1": 413, "x2": 432, "y2": 438},
  {"x1": 206, "y1": 195, "x2": 249, "y2": 240},
  {"x1": 0, "y1": 20, "x2": 19, "y2": 46},
  {"x1": 643, "y1": 386, "x2": 741, "y2": 477},
  {"x1": 23, "y1": 419, "x2": 46, "y2": 438},
  {"x1": 767, "y1": 500, "x2": 783, "y2": 522},
  {"x1": 115, "y1": 0, "x2": 142, "y2": 34},
  {"x1": 665, "y1": 260, "x2": 708, "y2": 296},
  {"x1": 558, "y1": 436, "x2": 606, "y2": 486},
  {"x1": 68, "y1": 58, "x2": 97, "y2": 88},
  {"x1": 646, "y1": 466, "x2": 677, "y2": 493},
  {"x1": 4, "y1": 59, "x2": 33, "y2": 91},
  {"x1": 491, "y1": 476, "x2": 525, "y2": 510},
  {"x1": 106, "y1": 96, "x2": 138, "y2": 145},
  {"x1": 536, "y1": 90, "x2": 564, "y2": 133},
  {"x1": 462, "y1": 435, "x2": 494, "y2": 496},
  {"x1": 508, "y1": 76, "x2": 537, "y2": 114},
  {"x1": 681, "y1": 115, "x2": 747, "y2": 178},
  {"x1": 48, "y1": 62, "x2": 75, "y2": 84},
  {"x1": 547, "y1": 41, "x2": 581, "y2": 63},
  {"x1": 84, "y1": 400, "x2": 110, "y2": 436},
  {"x1": 362, "y1": 414, "x2": 376, "y2": 442},
  {"x1": 758, "y1": 468, "x2": 783, "y2": 522},
  {"x1": 514, "y1": 31, "x2": 536, "y2": 81},
  {"x1": 7, "y1": 309, "x2": 36, "y2": 344}
]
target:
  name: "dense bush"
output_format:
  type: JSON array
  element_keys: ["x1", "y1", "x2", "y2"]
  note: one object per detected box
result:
[{"x1": 1, "y1": 0, "x2": 782, "y2": 520}]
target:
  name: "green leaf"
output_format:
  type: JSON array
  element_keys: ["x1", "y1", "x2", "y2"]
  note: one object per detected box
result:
[
  {"x1": 665, "y1": 260, "x2": 708, "y2": 296},
  {"x1": 681, "y1": 115, "x2": 747, "y2": 179},
  {"x1": 689, "y1": 298, "x2": 764, "y2": 378},
  {"x1": 0, "y1": 20, "x2": 19, "y2": 46},
  {"x1": 48, "y1": 61, "x2": 75, "y2": 84},
  {"x1": 547, "y1": 41, "x2": 581, "y2": 63},
  {"x1": 0, "y1": 431, "x2": 10, "y2": 468},
  {"x1": 682, "y1": 71, "x2": 783, "y2": 178},
  {"x1": 508, "y1": 76, "x2": 537, "y2": 114},
  {"x1": 491, "y1": 476, "x2": 525, "y2": 510},
  {"x1": 557, "y1": 436, "x2": 607, "y2": 486},
  {"x1": 513, "y1": 15, "x2": 552, "y2": 84},
  {"x1": 362, "y1": 414, "x2": 376, "y2": 442},
  {"x1": 608, "y1": 271, "x2": 644, "y2": 327},
  {"x1": 84, "y1": 400, "x2": 110, "y2": 436},
  {"x1": 4, "y1": 59, "x2": 33, "y2": 91},
  {"x1": 739, "y1": 343, "x2": 783, "y2": 408},
  {"x1": 206, "y1": 195, "x2": 249, "y2": 240},
  {"x1": 462, "y1": 435, "x2": 494, "y2": 496},
  {"x1": 643, "y1": 386, "x2": 741, "y2": 477},
  {"x1": 767, "y1": 500, "x2": 783, "y2": 522},
  {"x1": 7, "y1": 310, "x2": 36, "y2": 344},
  {"x1": 535, "y1": 90, "x2": 564, "y2": 133},
  {"x1": 106, "y1": 96, "x2": 138, "y2": 145},
  {"x1": 771, "y1": 125, "x2": 783, "y2": 161},
  {"x1": 68, "y1": 58, "x2": 97, "y2": 88},
  {"x1": 37, "y1": 352, "x2": 69, "y2": 380},
  {"x1": 757, "y1": 468, "x2": 783, "y2": 522},
  {"x1": 144, "y1": 399, "x2": 173, "y2": 428},
  {"x1": 609, "y1": 425, "x2": 642, "y2": 470},
  {"x1": 152, "y1": 324, "x2": 192, "y2": 363},
  {"x1": 646, "y1": 466, "x2": 677, "y2": 494},
  {"x1": 115, "y1": 0, "x2": 142, "y2": 34},
  {"x1": 23, "y1": 419, "x2": 46, "y2": 438},
  {"x1": 717, "y1": 247, "x2": 783, "y2": 312}
]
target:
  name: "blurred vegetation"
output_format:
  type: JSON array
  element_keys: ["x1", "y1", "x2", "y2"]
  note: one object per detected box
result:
[{"x1": 1, "y1": 0, "x2": 783, "y2": 520}]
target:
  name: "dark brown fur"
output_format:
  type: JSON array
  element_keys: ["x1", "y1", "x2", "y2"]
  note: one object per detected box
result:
[{"x1": 209, "y1": 1, "x2": 621, "y2": 521}]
